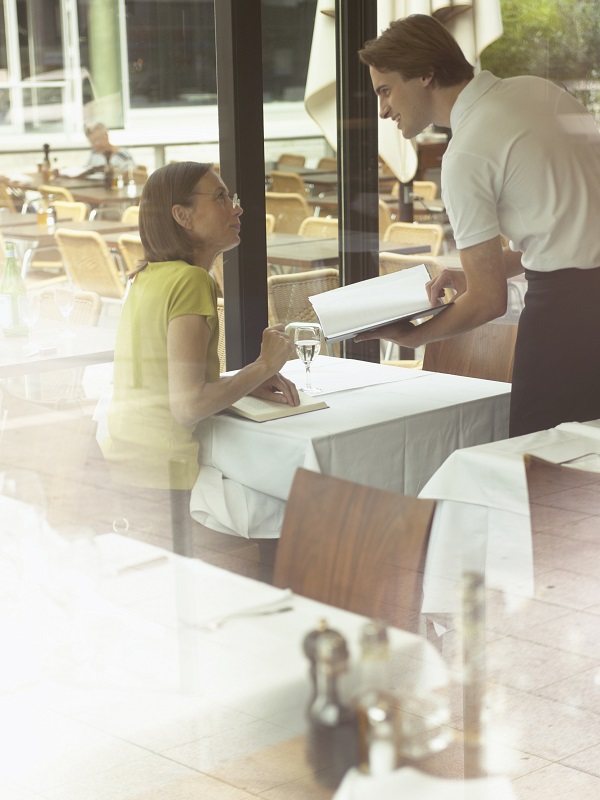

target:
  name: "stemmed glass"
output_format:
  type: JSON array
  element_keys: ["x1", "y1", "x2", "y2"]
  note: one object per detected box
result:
[
  {"x1": 294, "y1": 324, "x2": 322, "y2": 395},
  {"x1": 54, "y1": 283, "x2": 76, "y2": 338},
  {"x1": 22, "y1": 292, "x2": 42, "y2": 342}
]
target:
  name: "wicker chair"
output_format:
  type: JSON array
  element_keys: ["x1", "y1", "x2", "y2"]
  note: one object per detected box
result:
[
  {"x1": 265, "y1": 192, "x2": 312, "y2": 234},
  {"x1": 265, "y1": 213, "x2": 275, "y2": 234},
  {"x1": 391, "y1": 180, "x2": 438, "y2": 201},
  {"x1": 0, "y1": 181, "x2": 17, "y2": 213},
  {"x1": 383, "y1": 221, "x2": 445, "y2": 257},
  {"x1": 38, "y1": 184, "x2": 75, "y2": 202},
  {"x1": 217, "y1": 296, "x2": 226, "y2": 372},
  {"x1": 298, "y1": 216, "x2": 338, "y2": 238},
  {"x1": 379, "y1": 199, "x2": 393, "y2": 238},
  {"x1": 269, "y1": 170, "x2": 307, "y2": 196},
  {"x1": 117, "y1": 233, "x2": 145, "y2": 275},
  {"x1": 317, "y1": 156, "x2": 337, "y2": 171},
  {"x1": 54, "y1": 228, "x2": 127, "y2": 299},
  {"x1": 120, "y1": 205, "x2": 140, "y2": 225},
  {"x1": 379, "y1": 251, "x2": 445, "y2": 279},
  {"x1": 267, "y1": 268, "x2": 338, "y2": 328},
  {"x1": 277, "y1": 153, "x2": 305, "y2": 168}
]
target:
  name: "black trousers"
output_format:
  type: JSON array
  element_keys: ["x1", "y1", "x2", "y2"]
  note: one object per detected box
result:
[{"x1": 509, "y1": 266, "x2": 600, "y2": 437}]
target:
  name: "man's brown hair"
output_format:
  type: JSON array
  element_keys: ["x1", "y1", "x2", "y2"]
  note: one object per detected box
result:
[{"x1": 358, "y1": 14, "x2": 474, "y2": 87}]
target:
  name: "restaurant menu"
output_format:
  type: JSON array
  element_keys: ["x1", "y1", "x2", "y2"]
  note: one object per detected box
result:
[{"x1": 309, "y1": 264, "x2": 448, "y2": 344}]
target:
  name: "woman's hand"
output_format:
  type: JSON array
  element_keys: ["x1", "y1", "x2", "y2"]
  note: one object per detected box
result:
[
  {"x1": 257, "y1": 324, "x2": 295, "y2": 374},
  {"x1": 426, "y1": 269, "x2": 466, "y2": 306},
  {"x1": 251, "y1": 373, "x2": 300, "y2": 406}
]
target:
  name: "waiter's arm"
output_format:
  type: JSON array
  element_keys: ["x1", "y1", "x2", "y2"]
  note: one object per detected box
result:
[{"x1": 355, "y1": 235, "x2": 511, "y2": 349}]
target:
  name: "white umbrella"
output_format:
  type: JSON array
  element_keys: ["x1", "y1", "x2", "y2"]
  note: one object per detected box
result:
[{"x1": 304, "y1": 0, "x2": 503, "y2": 182}]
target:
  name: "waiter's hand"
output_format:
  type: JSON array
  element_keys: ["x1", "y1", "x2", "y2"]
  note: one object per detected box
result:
[
  {"x1": 426, "y1": 269, "x2": 466, "y2": 306},
  {"x1": 354, "y1": 318, "x2": 417, "y2": 346}
]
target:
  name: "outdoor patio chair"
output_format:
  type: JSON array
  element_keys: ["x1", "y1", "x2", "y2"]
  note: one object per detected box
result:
[
  {"x1": 55, "y1": 228, "x2": 127, "y2": 299},
  {"x1": 265, "y1": 191, "x2": 312, "y2": 234},
  {"x1": 383, "y1": 221, "x2": 445, "y2": 257}
]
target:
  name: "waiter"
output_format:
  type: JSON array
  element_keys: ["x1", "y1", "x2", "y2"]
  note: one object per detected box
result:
[{"x1": 357, "y1": 14, "x2": 600, "y2": 437}]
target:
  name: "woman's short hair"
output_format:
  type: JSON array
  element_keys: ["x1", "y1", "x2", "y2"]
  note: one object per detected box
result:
[
  {"x1": 139, "y1": 161, "x2": 212, "y2": 264},
  {"x1": 358, "y1": 14, "x2": 474, "y2": 87}
]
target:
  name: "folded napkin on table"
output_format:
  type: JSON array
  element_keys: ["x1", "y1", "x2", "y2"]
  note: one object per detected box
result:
[{"x1": 333, "y1": 767, "x2": 516, "y2": 800}]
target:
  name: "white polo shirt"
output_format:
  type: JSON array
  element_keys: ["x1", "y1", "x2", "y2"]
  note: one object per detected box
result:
[{"x1": 442, "y1": 71, "x2": 600, "y2": 271}]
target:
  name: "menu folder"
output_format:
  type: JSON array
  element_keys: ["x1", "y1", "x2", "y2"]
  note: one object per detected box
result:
[{"x1": 309, "y1": 263, "x2": 449, "y2": 344}]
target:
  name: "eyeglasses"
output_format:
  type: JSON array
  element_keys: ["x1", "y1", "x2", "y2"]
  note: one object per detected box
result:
[{"x1": 191, "y1": 191, "x2": 241, "y2": 208}]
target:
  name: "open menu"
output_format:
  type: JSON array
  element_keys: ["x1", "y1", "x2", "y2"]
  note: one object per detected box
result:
[
  {"x1": 309, "y1": 264, "x2": 448, "y2": 344},
  {"x1": 226, "y1": 391, "x2": 328, "y2": 422}
]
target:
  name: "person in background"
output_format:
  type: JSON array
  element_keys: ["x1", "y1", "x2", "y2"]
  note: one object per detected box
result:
[
  {"x1": 357, "y1": 14, "x2": 600, "y2": 437},
  {"x1": 83, "y1": 121, "x2": 135, "y2": 172},
  {"x1": 101, "y1": 161, "x2": 298, "y2": 505}
]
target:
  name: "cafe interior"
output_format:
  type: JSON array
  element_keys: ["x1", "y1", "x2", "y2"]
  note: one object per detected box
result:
[{"x1": 0, "y1": 1, "x2": 599, "y2": 798}]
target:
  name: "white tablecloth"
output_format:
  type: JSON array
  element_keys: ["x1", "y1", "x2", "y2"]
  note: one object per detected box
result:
[
  {"x1": 419, "y1": 420, "x2": 600, "y2": 616},
  {"x1": 191, "y1": 357, "x2": 510, "y2": 538}
]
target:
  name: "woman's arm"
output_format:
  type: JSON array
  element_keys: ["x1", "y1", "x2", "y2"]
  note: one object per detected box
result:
[{"x1": 167, "y1": 314, "x2": 298, "y2": 427}]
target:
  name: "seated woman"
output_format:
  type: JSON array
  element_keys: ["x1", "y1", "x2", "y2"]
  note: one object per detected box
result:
[{"x1": 101, "y1": 161, "x2": 298, "y2": 530}]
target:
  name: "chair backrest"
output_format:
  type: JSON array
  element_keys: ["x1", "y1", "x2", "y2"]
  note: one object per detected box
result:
[
  {"x1": 269, "y1": 170, "x2": 306, "y2": 196},
  {"x1": 423, "y1": 320, "x2": 518, "y2": 382},
  {"x1": 0, "y1": 182, "x2": 16, "y2": 213},
  {"x1": 267, "y1": 268, "x2": 338, "y2": 327},
  {"x1": 120, "y1": 205, "x2": 140, "y2": 225},
  {"x1": 317, "y1": 156, "x2": 337, "y2": 171},
  {"x1": 265, "y1": 213, "x2": 275, "y2": 234},
  {"x1": 298, "y1": 216, "x2": 338, "y2": 238},
  {"x1": 391, "y1": 180, "x2": 438, "y2": 201},
  {"x1": 273, "y1": 468, "x2": 436, "y2": 631},
  {"x1": 117, "y1": 233, "x2": 145, "y2": 275},
  {"x1": 38, "y1": 286, "x2": 102, "y2": 327},
  {"x1": 132, "y1": 166, "x2": 148, "y2": 184},
  {"x1": 265, "y1": 192, "x2": 312, "y2": 234},
  {"x1": 379, "y1": 251, "x2": 444, "y2": 277},
  {"x1": 38, "y1": 184, "x2": 75, "y2": 202},
  {"x1": 524, "y1": 453, "x2": 600, "y2": 534},
  {"x1": 379, "y1": 199, "x2": 393, "y2": 238},
  {"x1": 383, "y1": 221, "x2": 445, "y2": 256},
  {"x1": 53, "y1": 200, "x2": 89, "y2": 222},
  {"x1": 216, "y1": 296, "x2": 226, "y2": 372},
  {"x1": 277, "y1": 153, "x2": 305, "y2": 167},
  {"x1": 54, "y1": 228, "x2": 126, "y2": 299}
]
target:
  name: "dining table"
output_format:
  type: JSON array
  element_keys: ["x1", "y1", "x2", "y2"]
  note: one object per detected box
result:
[
  {"x1": 418, "y1": 418, "x2": 600, "y2": 619},
  {"x1": 189, "y1": 356, "x2": 510, "y2": 539},
  {"x1": 266, "y1": 232, "x2": 430, "y2": 271},
  {"x1": 0, "y1": 320, "x2": 117, "y2": 379},
  {"x1": 0, "y1": 522, "x2": 461, "y2": 799},
  {"x1": 68, "y1": 184, "x2": 144, "y2": 206}
]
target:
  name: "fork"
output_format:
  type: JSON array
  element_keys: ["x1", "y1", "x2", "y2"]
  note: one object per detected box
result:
[{"x1": 200, "y1": 603, "x2": 294, "y2": 631}]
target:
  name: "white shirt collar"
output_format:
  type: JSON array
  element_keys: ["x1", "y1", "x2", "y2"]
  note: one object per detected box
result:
[{"x1": 450, "y1": 71, "x2": 500, "y2": 132}]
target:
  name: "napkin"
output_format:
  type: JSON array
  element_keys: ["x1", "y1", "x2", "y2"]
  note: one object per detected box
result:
[
  {"x1": 174, "y1": 555, "x2": 292, "y2": 628},
  {"x1": 333, "y1": 767, "x2": 517, "y2": 800}
]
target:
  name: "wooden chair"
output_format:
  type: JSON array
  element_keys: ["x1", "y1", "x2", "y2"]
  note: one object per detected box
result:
[
  {"x1": 267, "y1": 267, "x2": 338, "y2": 327},
  {"x1": 38, "y1": 184, "x2": 75, "y2": 202},
  {"x1": 120, "y1": 205, "x2": 140, "y2": 225},
  {"x1": 524, "y1": 454, "x2": 600, "y2": 534},
  {"x1": 277, "y1": 153, "x2": 305, "y2": 168},
  {"x1": 54, "y1": 228, "x2": 127, "y2": 299},
  {"x1": 265, "y1": 213, "x2": 275, "y2": 234},
  {"x1": 265, "y1": 192, "x2": 312, "y2": 234},
  {"x1": 384, "y1": 221, "x2": 445, "y2": 257},
  {"x1": 422, "y1": 320, "x2": 518, "y2": 383},
  {"x1": 273, "y1": 468, "x2": 436, "y2": 632},
  {"x1": 298, "y1": 216, "x2": 338, "y2": 238},
  {"x1": 317, "y1": 156, "x2": 337, "y2": 171},
  {"x1": 269, "y1": 170, "x2": 307, "y2": 196},
  {"x1": 117, "y1": 233, "x2": 144, "y2": 275}
]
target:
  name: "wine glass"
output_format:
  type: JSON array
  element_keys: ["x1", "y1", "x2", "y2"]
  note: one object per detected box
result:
[
  {"x1": 294, "y1": 324, "x2": 322, "y2": 395},
  {"x1": 54, "y1": 283, "x2": 76, "y2": 338},
  {"x1": 22, "y1": 292, "x2": 42, "y2": 341}
]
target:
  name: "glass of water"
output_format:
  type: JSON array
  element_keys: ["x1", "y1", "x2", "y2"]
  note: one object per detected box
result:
[{"x1": 293, "y1": 323, "x2": 322, "y2": 395}]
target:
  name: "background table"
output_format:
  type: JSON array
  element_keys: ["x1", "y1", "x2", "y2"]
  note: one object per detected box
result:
[{"x1": 419, "y1": 420, "x2": 600, "y2": 616}]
